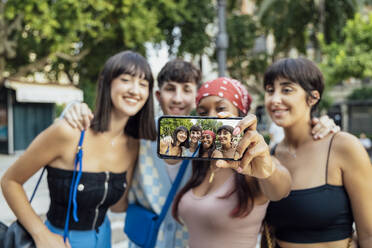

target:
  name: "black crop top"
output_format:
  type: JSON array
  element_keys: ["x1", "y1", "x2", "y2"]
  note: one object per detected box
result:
[
  {"x1": 46, "y1": 166, "x2": 127, "y2": 231},
  {"x1": 265, "y1": 135, "x2": 354, "y2": 243}
]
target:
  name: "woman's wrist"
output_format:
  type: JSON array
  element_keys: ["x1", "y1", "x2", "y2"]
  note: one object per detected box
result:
[
  {"x1": 29, "y1": 222, "x2": 51, "y2": 241},
  {"x1": 237, "y1": 153, "x2": 276, "y2": 179}
]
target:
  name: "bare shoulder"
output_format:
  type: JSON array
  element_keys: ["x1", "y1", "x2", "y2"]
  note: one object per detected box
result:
[
  {"x1": 332, "y1": 131, "x2": 364, "y2": 154},
  {"x1": 212, "y1": 149, "x2": 223, "y2": 158},
  {"x1": 332, "y1": 131, "x2": 371, "y2": 171},
  {"x1": 46, "y1": 119, "x2": 82, "y2": 145}
]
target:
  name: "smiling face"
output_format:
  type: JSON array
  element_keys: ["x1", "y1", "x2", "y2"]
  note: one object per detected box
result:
[
  {"x1": 218, "y1": 129, "x2": 232, "y2": 145},
  {"x1": 196, "y1": 95, "x2": 239, "y2": 117},
  {"x1": 176, "y1": 130, "x2": 188, "y2": 143},
  {"x1": 190, "y1": 130, "x2": 202, "y2": 144},
  {"x1": 201, "y1": 134, "x2": 214, "y2": 149},
  {"x1": 264, "y1": 78, "x2": 317, "y2": 128},
  {"x1": 156, "y1": 81, "x2": 197, "y2": 116},
  {"x1": 110, "y1": 73, "x2": 149, "y2": 117}
]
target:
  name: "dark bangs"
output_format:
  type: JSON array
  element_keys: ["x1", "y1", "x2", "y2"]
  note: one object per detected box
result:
[
  {"x1": 217, "y1": 125, "x2": 234, "y2": 135},
  {"x1": 263, "y1": 58, "x2": 324, "y2": 97},
  {"x1": 190, "y1": 125, "x2": 202, "y2": 133},
  {"x1": 108, "y1": 51, "x2": 154, "y2": 88}
]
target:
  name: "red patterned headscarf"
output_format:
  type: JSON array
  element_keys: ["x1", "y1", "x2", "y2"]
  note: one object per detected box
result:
[
  {"x1": 202, "y1": 130, "x2": 216, "y2": 140},
  {"x1": 196, "y1": 77, "x2": 252, "y2": 114}
]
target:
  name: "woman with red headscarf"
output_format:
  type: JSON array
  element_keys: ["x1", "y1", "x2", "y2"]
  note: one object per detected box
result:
[
  {"x1": 199, "y1": 130, "x2": 218, "y2": 158},
  {"x1": 172, "y1": 77, "x2": 292, "y2": 248}
]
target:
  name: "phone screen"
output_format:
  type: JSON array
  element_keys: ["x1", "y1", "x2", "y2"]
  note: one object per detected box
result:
[{"x1": 157, "y1": 116, "x2": 243, "y2": 160}]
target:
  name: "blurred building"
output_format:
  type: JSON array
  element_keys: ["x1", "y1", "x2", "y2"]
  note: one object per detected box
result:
[
  {"x1": 327, "y1": 79, "x2": 372, "y2": 135},
  {"x1": 0, "y1": 78, "x2": 83, "y2": 154}
]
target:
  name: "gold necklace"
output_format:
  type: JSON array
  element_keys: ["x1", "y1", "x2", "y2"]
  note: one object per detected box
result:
[
  {"x1": 109, "y1": 132, "x2": 124, "y2": 147},
  {"x1": 209, "y1": 166, "x2": 220, "y2": 183}
]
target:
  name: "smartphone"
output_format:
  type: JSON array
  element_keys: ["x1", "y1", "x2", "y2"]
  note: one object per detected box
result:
[{"x1": 157, "y1": 116, "x2": 243, "y2": 161}]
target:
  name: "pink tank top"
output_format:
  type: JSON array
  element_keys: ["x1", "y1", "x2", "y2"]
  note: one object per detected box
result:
[{"x1": 178, "y1": 175, "x2": 268, "y2": 248}]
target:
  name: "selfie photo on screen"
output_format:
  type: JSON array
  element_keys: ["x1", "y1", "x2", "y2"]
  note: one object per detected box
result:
[{"x1": 158, "y1": 116, "x2": 243, "y2": 160}]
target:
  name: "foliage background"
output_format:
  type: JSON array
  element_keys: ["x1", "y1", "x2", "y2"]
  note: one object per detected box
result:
[{"x1": 2, "y1": 0, "x2": 372, "y2": 111}]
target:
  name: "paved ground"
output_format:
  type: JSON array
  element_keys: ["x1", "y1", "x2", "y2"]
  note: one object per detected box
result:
[{"x1": 0, "y1": 153, "x2": 128, "y2": 247}]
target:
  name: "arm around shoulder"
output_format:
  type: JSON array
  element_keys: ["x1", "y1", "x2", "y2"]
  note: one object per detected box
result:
[{"x1": 333, "y1": 132, "x2": 372, "y2": 248}]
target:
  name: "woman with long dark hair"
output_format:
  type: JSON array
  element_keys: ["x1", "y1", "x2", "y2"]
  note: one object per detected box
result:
[
  {"x1": 1, "y1": 51, "x2": 156, "y2": 248},
  {"x1": 263, "y1": 58, "x2": 372, "y2": 248},
  {"x1": 172, "y1": 77, "x2": 292, "y2": 248},
  {"x1": 160, "y1": 126, "x2": 190, "y2": 157}
]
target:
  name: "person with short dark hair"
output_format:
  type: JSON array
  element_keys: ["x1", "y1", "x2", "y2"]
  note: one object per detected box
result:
[
  {"x1": 263, "y1": 58, "x2": 372, "y2": 248},
  {"x1": 155, "y1": 59, "x2": 202, "y2": 116},
  {"x1": 1, "y1": 51, "x2": 156, "y2": 248},
  {"x1": 217, "y1": 125, "x2": 235, "y2": 158},
  {"x1": 183, "y1": 125, "x2": 203, "y2": 157}
]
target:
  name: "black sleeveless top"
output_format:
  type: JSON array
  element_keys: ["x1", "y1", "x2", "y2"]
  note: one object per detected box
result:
[
  {"x1": 265, "y1": 135, "x2": 354, "y2": 243},
  {"x1": 46, "y1": 166, "x2": 127, "y2": 231}
]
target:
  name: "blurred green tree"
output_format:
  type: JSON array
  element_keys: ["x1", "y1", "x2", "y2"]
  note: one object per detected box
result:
[
  {"x1": 257, "y1": 0, "x2": 358, "y2": 58},
  {"x1": 320, "y1": 13, "x2": 372, "y2": 86},
  {"x1": 222, "y1": 0, "x2": 360, "y2": 97},
  {"x1": 196, "y1": 119, "x2": 223, "y2": 134},
  {"x1": 159, "y1": 117, "x2": 193, "y2": 138},
  {"x1": 348, "y1": 86, "x2": 372, "y2": 100},
  {"x1": 1, "y1": 0, "x2": 214, "y2": 109}
]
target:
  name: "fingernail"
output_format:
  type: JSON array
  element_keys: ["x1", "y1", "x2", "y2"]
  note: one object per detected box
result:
[
  {"x1": 233, "y1": 127, "x2": 241, "y2": 136},
  {"x1": 237, "y1": 167, "x2": 243, "y2": 173},
  {"x1": 234, "y1": 151, "x2": 240, "y2": 160},
  {"x1": 219, "y1": 112, "x2": 228, "y2": 117}
]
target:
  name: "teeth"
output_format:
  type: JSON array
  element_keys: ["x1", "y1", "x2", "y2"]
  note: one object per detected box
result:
[
  {"x1": 125, "y1": 98, "x2": 138, "y2": 103},
  {"x1": 170, "y1": 107, "x2": 184, "y2": 111}
]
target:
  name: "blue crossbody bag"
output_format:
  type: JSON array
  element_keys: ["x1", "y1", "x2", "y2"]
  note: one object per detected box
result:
[{"x1": 124, "y1": 146, "x2": 199, "y2": 248}]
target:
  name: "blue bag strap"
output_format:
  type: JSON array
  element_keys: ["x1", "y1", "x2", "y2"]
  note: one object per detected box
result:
[
  {"x1": 63, "y1": 130, "x2": 85, "y2": 242},
  {"x1": 157, "y1": 143, "x2": 200, "y2": 224},
  {"x1": 29, "y1": 167, "x2": 46, "y2": 203}
]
